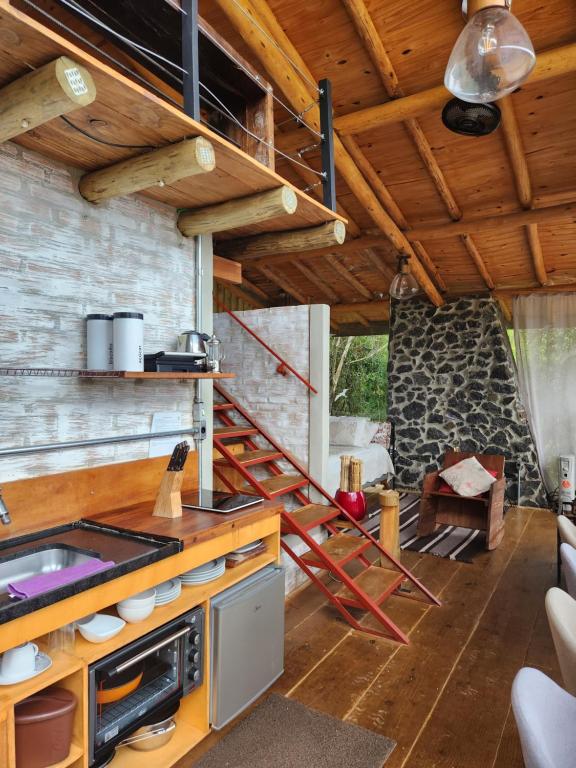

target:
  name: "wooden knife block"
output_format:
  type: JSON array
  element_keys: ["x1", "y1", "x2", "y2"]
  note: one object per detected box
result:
[{"x1": 152, "y1": 470, "x2": 184, "y2": 518}]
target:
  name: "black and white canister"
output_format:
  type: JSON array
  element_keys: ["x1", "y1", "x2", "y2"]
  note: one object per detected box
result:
[
  {"x1": 113, "y1": 312, "x2": 144, "y2": 371},
  {"x1": 86, "y1": 314, "x2": 113, "y2": 370}
]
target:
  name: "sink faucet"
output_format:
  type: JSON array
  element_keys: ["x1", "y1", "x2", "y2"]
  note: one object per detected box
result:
[{"x1": 0, "y1": 489, "x2": 11, "y2": 525}]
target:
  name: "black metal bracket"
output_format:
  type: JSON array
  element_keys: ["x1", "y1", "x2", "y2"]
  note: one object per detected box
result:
[
  {"x1": 318, "y1": 78, "x2": 336, "y2": 212},
  {"x1": 181, "y1": 0, "x2": 201, "y2": 121}
]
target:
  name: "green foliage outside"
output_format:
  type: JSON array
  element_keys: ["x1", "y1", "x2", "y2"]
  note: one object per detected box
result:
[{"x1": 330, "y1": 335, "x2": 389, "y2": 420}]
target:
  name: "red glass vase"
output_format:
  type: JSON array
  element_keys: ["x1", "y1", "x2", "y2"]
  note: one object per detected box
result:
[{"x1": 335, "y1": 489, "x2": 367, "y2": 522}]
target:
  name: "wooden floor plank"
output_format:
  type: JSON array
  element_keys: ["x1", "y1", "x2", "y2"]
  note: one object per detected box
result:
[
  {"x1": 404, "y1": 509, "x2": 555, "y2": 768},
  {"x1": 346, "y1": 507, "x2": 532, "y2": 768}
]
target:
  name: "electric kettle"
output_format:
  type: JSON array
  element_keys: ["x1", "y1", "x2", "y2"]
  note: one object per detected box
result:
[{"x1": 177, "y1": 330, "x2": 210, "y2": 356}]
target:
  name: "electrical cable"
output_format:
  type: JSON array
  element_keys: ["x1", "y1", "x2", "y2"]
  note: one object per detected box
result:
[{"x1": 60, "y1": 116, "x2": 158, "y2": 150}]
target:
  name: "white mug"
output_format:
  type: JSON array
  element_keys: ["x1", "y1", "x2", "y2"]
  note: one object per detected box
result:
[{"x1": 1, "y1": 642, "x2": 38, "y2": 678}]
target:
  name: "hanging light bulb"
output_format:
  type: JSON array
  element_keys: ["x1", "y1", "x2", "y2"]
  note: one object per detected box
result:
[
  {"x1": 389, "y1": 256, "x2": 420, "y2": 301},
  {"x1": 444, "y1": 0, "x2": 536, "y2": 104}
]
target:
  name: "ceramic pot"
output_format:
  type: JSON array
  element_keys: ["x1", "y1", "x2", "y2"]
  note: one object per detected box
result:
[{"x1": 335, "y1": 490, "x2": 367, "y2": 522}]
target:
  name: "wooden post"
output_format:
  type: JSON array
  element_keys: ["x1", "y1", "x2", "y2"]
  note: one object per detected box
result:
[
  {"x1": 177, "y1": 186, "x2": 298, "y2": 236},
  {"x1": 0, "y1": 56, "x2": 96, "y2": 144},
  {"x1": 152, "y1": 470, "x2": 184, "y2": 518},
  {"x1": 79, "y1": 137, "x2": 216, "y2": 203},
  {"x1": 379, "y1": 490, "x2": 400, "y2": 566},
  {"x1": 227, "y1": 220, "x2": 347, "y2": 260}
]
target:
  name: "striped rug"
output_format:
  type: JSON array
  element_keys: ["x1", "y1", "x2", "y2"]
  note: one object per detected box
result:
[{"x1": 365, "y1": 492, "x2": 485, "y2": 563}]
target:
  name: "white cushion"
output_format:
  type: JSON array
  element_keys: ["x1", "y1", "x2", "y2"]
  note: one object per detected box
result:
[
  {"x1": 329, "y1": 416, "x2": 379, "y2": 448},
  {"x1": 439, "y1": 456, "x2": 497, "y2": 498}
]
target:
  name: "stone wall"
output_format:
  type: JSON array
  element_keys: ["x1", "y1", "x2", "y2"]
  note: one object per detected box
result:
[
  {"x1": 0, "y1": 143, "x2": 197, "y2": 482},
  {"x1": 388, "y1": 296, "x2": 546, "y2": 507}
]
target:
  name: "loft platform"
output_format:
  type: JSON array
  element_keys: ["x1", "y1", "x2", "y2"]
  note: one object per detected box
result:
[{"x1": 0, "y1": 1, "x2": 344, "y2": 241}]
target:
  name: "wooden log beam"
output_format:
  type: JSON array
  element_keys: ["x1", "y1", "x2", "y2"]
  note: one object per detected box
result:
[
  {"x1": 293, "y1": 261, "x2": 341, "y2": 303},
  {"x1": 238, "y1": 234, "x2": 388, "y2": 266},
  {"x1": 215, "y1": 0, "x2": 443, "y2": 306},
  {"x1": 494, "y1": 294, "x2": 513, "y2": 323},
  {"x1": 79, "y1": 137, "x2": 215, "y2": 203},
  {"x1": 363, "y1": 248, "x2": 395, "y2": 282},
  {"x1": 177, "y1": 186, "x2": 297, "y2": 236},
  {"x1": 257, "y1": 265, "x2": 309, "y2": 304},
  {"x1": 0, "y1": 56, "x2": 96, "y2": 143},
  {"x1": 222, "y1": 221, "x2": 346, "y2": 260},
  {"x1": 325, "y1": 254, "x2": 373, "y2": 299},
  {"x1": 412, "y1": 241, "x2": 448, "y2": 292},
  {"x1": 331, "y1": 300, "x2": 388, "y2": 315},
  {"x1": 405, "y1": 118, "x2": 462, "y2": 221},
  {"x1": 214, "y1": 254, "x2": 242, "y2": 285},
  {"x1": 460, "y1": 235, "x2": 495, "y2": 290},
  {"x1": 242, "y1": 276, "x2": 270, "y2": 301},
  {"x1": 499, "y1": 96, "x2": 532, "y2": 209},
  {"x1": 407, "y1": 202, "x2": 576, "y2": 241},
  {"x1": 526, "y1": 224, "x2": 550, "y2": 286},
  {"x1": 334, "y1": 43, "x2": 576, "y2": 135},
  {"x1": 351, "y1": 311, "x2": 370, "y2": 328}
]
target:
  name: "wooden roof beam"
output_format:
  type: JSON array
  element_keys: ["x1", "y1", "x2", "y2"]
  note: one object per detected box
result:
[
  {"x1": 213, "y1": 0, "x2": 443, "y2": 307},
  {"x1": 256, "y1": 265, "x2": 309, "y2": 304},
  {"x1": 293, "y1": 261, "x2": 341, "y2": 303},
  {"x1": 363, "y1": 248, "x2": 395, "y2": 282},
  {"x1": 411, "y1": 241, "x2": 448, "y2": 292},
  {"x1": 331, "y1": 300, "x2": 388, "y2": 315},
  {"x1": 460, "y1": 235, "x2": 495, "y2": 290},
  {"x1": 407, "y1": 202, "x2": 576, "y2": 240},
  {"x1": 494, "y1": 294, "x2": 513, "y2": 323},
  {"x1": 242, "y1": 276, "x2": 270, "y2": 301},
  {"x1": 223, "y1": 221, "x2": 346, "y2": 260},
  {"x1": 215, "y1": 280, "x2": 267, "y2": 309},
  {"x1": 325, "y1": 254, "x2": 373, "y2": 300},
  {"x1": 214, "y1": 254, "x2": 242, "y2": 285},
  {"x1": 526, "y1": 224, "x2": 551, "y2": 286},
  {"x1": 334, "y1": 43, "x2": 576, "y2": 135}
]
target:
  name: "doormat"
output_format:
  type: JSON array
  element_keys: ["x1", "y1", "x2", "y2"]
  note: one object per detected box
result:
[
  {"x1": 365, "y1": 492, "x2": 485, "y2": 563},
  {"x1": 190, "y1": 694, "x2": 396, "y2": 768}
]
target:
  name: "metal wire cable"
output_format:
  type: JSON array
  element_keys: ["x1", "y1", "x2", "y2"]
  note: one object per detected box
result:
[
  {"x1": 199, "y1": 82, "x2": 325, "y2": 176},
  {"x1": 228, "y1": 0, "x2": 320, "y2": 93},
  {"x1": 57, "y1": 0, "x2": 189, "y2": 76}
]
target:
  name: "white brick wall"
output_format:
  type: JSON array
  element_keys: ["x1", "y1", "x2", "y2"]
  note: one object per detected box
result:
[{"x1": 0, "y1": 143, "x2": 197, "y2": 482}]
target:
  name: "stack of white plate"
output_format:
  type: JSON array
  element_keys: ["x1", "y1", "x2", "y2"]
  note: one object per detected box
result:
[
  {"x1": 154, "y1": 578, "x2": 182, "y2": 606},
  {"x1": 181, "y1": 557, "x2": 226, "y2": 586},
  {"x1": 232, "y1": 540, "x2": 263, "y2": 555}
]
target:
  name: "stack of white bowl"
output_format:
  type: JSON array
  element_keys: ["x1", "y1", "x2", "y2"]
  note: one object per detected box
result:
[
  {"x1": 181, "y1": 557, "x2": 226, "y2": 586},
  {"x1": 117, "y1": 589, "x2": 156, "y2": 623},
  {"x1": 154, "y1": 578, "x2": 181, "y2": 606}
]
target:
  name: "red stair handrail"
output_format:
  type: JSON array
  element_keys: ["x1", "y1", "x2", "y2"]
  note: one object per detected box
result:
[{"x1": 215, "y1": 303, "x2": 318, "y2": 394}]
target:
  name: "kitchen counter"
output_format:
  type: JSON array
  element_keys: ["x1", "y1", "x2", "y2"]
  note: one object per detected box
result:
[{"x1": 0, "y1": 498, "x2": 282, "y2": 655}]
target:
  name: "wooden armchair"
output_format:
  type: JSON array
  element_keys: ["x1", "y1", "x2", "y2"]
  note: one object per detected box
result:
[{"x1": 417, "y1": 451, "x2": 506, "y2": 550}]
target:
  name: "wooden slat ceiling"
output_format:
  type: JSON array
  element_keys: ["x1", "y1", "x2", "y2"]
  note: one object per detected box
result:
[{"x1": 201, "y1": 0, "x2": 576, "y2": 330}]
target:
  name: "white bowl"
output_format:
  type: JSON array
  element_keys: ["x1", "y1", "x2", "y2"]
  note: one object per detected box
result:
[
  {"x1": 117, "y1": 603, "x2": 155, "y2": 624},
  {"x1": 119, "y1": 589, "x2": 156, "y2": 605},
  {"x1": 77, "y1": 613, "x2": 126, "y2": 643}
]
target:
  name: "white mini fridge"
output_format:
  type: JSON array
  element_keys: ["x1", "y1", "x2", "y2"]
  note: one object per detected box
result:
[{"x1": 210, "y1": 566, "x2": 285, "y2": 729}]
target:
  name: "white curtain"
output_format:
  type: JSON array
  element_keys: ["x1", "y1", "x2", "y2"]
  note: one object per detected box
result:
[{"x1": 513, "y1": 294, "x2": 576, "y2": 492}]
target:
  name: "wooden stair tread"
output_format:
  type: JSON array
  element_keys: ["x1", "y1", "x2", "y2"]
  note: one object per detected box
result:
[
  {"x1": 214, "y1": 425, "x2": 258, "y2": 437},
  {"x1": 214, "y1": 449, "x2": 282, "y2": 466},
  {"x1": 283, "y1": 504, "x2": 340, "y2": 531},
  {"x1": 242, "y1": 474, "x2": 306, "y2": 495},
  {"x1": 338, "y1": 566, "x2": 404, "y2": 603},
  {"x1": 301, "y1": 533, "x2": 370, "y2": 567},
  {"x1": 213, "y1": 403, "x2": 236, "y2": 411}
]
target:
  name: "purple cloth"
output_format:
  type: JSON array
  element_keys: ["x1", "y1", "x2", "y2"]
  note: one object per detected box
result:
[{"x1": 8, "y1": 560, "x2": 115, "y2": 599}]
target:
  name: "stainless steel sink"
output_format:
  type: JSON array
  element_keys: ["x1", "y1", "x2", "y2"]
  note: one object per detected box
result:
[{"x1": 0, "y1": 545, "x2": 103, "y2": 594}]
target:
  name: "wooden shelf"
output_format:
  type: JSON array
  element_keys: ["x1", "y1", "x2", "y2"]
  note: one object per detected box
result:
[
  {"x1": 0, "y1": 3, "x2": 344, "y2": 241},
  {"x1": 110, "y1": 695, "x2": 208, "y2": 767},
  {"x1": 0, "y1": 651, "x2": 82, "y2": 706},
  {"x1": 119, "y1": 372, "x2": 235, "y2": 380},
  {"x1": 75, "y1": 550, "x2": 277, "y2": 665},
  {"x1": 0, "y1": 368, "x2": 235, "y2": 380}
]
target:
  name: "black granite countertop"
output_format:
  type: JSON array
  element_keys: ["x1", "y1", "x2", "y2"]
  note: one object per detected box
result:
[{"x1": 0, "y1": 520, "x2": 181, "y2": 624}]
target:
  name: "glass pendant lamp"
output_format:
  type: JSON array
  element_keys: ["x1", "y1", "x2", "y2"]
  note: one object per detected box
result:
[
  {"x1": 445, "y1": 0, "x2": 536, "y2": 103},
  {"x1": 389, "y1": 256, "x2": 419, "y2": 301}
]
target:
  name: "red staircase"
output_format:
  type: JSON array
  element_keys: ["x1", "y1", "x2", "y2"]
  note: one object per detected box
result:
[{"x1": 213, "y1": 383, "x2": 441, "y2": 644}]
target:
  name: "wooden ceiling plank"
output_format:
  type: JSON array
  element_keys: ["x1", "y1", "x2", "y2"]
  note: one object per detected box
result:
[
  {"x1": 334, "y1": 43, "x2": 576, "y2": 135},
  {"x1": 460, "y1": 235, "x2": 496, "y2": 290},
  {"x1": 215, "y1": 280, "x2": 266, "y2": 309},
  {"x1": 256, "y1": 265, "x2": 309, "y2": 304},
  {"x1": 526, "y1": 223, "x2": 551, "y2": 286},
  {"x1": 407, "y1": 202, "x2": 576, "y2": 240},
  {"x1": 293, "y1": 260, "x2": 341, "y2": 303},
  {"x1": 331, "y1": 300, "x2": 389, "y2": 315},
  {"x1": 213, "y1": 0, "x2": 443, "y2": 306},
  {"x1": 325, "y1": 254, "x2": 373, "y2": 300},
  {"x1": 363, "y1": 248, "x2": 395, "y2": 282},
  {"x1": 351, "y1": 311, "x2": 370, "y2": 328},
  {"x1": 242, "y1": 276, "x2": 270, "y2": 301}
]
